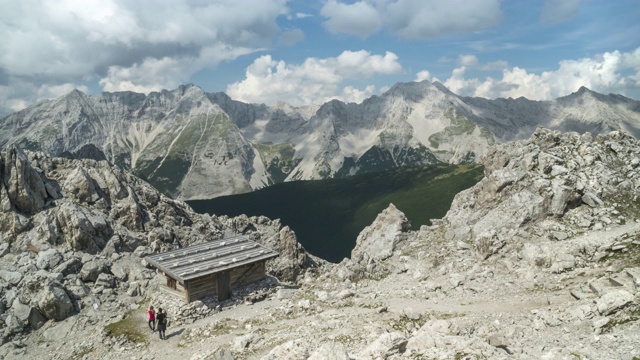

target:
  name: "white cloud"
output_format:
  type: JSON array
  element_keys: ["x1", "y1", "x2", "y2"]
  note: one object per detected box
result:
[
  {"x1": 226, "y1": 51, "x2": 403, "y2": 106},
  {"x1": 540, "y1": 0, "x2": 581, "y2": 23},
  {"x1": 0, "y1": 81, "x2": 89, "y2": 114},
  {"x1": 458, "y1": 55, "x2": 479, "y2": 67},
  {"x1": 341, "y1": 85, "x2": 377, "y2": 104},
  {"x1": 442, "y1": 48, "x2": 640, "y2": 100},
  {"x1": 320, "y1": 0, "x2": 502, "y2": 39},
  {"x1": 0, "y1": 0, "x2": 288, "y2": 113},
  {"x1": 415, "y1": 70, "x2": 431, "y2": 82},
  {"x1": 386, "y1": 0, "x2": 502, "y2": 39},
  {"x1": 320, "y1": 0, "x2": 383, "y2": 38}
]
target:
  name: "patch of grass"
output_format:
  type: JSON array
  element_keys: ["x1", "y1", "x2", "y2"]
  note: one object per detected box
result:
[
  {"x1": 358, "y1": 302, "x2": 385, "y2": 309},
  {"x1": 439, "y1": 312, "x2": 466, "y2": 320},
  {"x1": 181, "y1": 318, "x2": 243, "y2": 344},
  {"x1": 601, "y1": 306, "x2": 640, "y2": 333},
  {"x1": 189, "y1": 163, "x2": 484, "y2": 262},
  {"x1": 333, "y1": 334, "x2": 357, "y2": 346},
  {"x1": 391, "y1": 314, "x2": 428, "y2": 333},
  {"x1": 570, "y1": 351, "x2": 583, "y2": 360},
  {"x1": 69, "y1": 346, "x2": 95, "y2": 360},
  {"x1": 454, "y1": 352, "x2": 482, "y2": 360},
  {"x1": 104, "y1": 313, "x2": 148, "y2": 346},
  {"x1": 600, "y1": 241, "x2": 640, "y2": 268}
]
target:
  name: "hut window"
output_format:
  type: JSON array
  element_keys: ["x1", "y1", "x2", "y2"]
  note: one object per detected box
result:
[{"x1": 167, "y1": 277, "x2": 177, "y2": 290}]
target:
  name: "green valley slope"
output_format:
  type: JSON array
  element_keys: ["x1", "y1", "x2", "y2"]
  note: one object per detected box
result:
[{"x1": 188, "y1": 164, "x2": 484, "y2": 262}]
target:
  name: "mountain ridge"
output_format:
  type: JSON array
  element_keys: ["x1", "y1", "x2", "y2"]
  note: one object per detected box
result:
[{"x1": 1, "y1": 81, "x2": 639, "y2": 200}]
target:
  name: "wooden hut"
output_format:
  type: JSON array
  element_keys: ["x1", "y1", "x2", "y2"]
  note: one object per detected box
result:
[{"x1": 145, "y1": 235, "x2": 279, "y2": 302}]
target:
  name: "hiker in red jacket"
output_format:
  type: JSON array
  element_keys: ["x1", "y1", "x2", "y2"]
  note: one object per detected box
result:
[{"x1": 147, "y1": 305, "x2": 156, "y2": 331}]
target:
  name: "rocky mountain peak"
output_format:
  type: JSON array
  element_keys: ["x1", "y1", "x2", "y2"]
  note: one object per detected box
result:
[
  {"x1": 1, "y1": 127, "x2": 640, "y2": 358},
  {"x1": 1, "y1": 82, "x2": 639, "y2": 200}
]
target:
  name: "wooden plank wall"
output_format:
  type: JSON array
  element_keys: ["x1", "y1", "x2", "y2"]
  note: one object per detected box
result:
[
  {"x1": 180, "y1": 261, "x2": 267, "y2": 302},
  {"x1": 185, "y1": 274, "x2": 217, "y2": 302},
  {"x1": 230, "y1": 261, "x2": 266, "y2": 287}
]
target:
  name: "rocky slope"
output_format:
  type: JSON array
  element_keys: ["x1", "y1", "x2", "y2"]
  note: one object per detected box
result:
[
  {"x1": 1, "y1": 82, "x2": 639, "y2": 200},
  {"x1": 1, "y1": 127, "x2": 639, "y2": 360},
  {"x1": 0, "y1": 145, "x2": 320, "y2": 355}
]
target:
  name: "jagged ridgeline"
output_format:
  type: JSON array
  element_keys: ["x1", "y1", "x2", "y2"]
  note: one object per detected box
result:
[
  {"x1": 2, "y1": 81, "x2": 638, "y2": 201},
  {"x1": 188, "y1": 163, "x2": 484, "y2": 262}
]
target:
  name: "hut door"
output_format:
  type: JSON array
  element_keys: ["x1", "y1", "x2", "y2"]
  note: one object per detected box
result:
[{"x1": 217, "y1": 271, "x2": 231, "y2": 301}]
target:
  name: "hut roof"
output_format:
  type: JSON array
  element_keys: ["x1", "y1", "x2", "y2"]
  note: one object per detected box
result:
[{"x1": 144, "y1": 235, "x2": 279, "y2": 283}]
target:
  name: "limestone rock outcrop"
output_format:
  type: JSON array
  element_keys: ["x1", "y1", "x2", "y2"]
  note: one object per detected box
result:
[
  {"x1": 0, "y1": 147, "x2": 314, "y2": 340},
  {"x1": 351, "y1": 203, "x2": 411, "y2": 264}
]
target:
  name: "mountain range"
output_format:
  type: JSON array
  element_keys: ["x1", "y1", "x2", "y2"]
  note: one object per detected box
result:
[{"x1": 1, "y1": 81, "x2": 639, "y2": 200}]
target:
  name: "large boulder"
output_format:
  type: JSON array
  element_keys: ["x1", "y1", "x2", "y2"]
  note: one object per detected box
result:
[
  {"x1": 62, "y1": 166, "x2": 102, "y2": 205},
  {"x1": 308, "y1": 342, "x2": 350, "y2": 360},
  {"x1": 262, "y1": 339, "x2": 309, "y2": 360},
  {"x1": 80, "y1": 258, "x2": 109, "y2": 282},
  {"x1": 1, "y1": 146, "x2": 50, "y2": 215},
  {"x1": 11, "y1": 300, "x2": 47, "y2": 330},
  {"x1": 0, "y1": 270, "x2": 22, "y2": 286},
  {"x1": 262, "y1": 226, "x2": 316, "y2": 282},
  {"x1": 359, "y1": 331, "x2": 408, "y2": 359},
  {"x1": 351, "y1": 203, "x2": 411, "y2": 264},
  {"x1": 56, "y1": 202, "x2": 112, "y2": 252},
  {"x1": 596, "y1": 289, "x2": 635, "y2": 316},
  {"x1": 35, "y1": 282, "x2": 74, "y2": 321},
  {"x1": 36, "y1": 248, "x2": 63, "y2": 270}
]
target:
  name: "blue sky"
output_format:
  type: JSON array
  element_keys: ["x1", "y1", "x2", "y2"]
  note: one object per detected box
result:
[{"x1": 1, "y1": 0, "x2": 639, "y2": 114}]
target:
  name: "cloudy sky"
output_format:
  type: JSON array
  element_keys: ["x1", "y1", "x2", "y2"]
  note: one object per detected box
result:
[{"x1": 1, "y1": 0, "x2": 639, "y2": 115}]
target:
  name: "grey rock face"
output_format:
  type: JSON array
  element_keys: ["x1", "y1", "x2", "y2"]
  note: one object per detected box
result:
[
  {"x1": 308, "y1": 343, "x2": 351, "y2": 360},
  {"x1": 3, "y1": 82, "x2": 638, "y2": 199},
  {"x1": 351, "y1": 203, "x2": 411, "y2": 264},
  {"x1": 36, "y1": 248, "x2": 63, "y2": 270},
  {"x1": 596, "y1": 290, "x2": 635, "y2": 316},
  {"x1": 359, "y1": 331, "x2": 407, "y2": 359},
  {"x1": 79, "y1": 259, "x2": 109, "y2": 282},
  {"x1": 1, "y1": 146, "x2": 50, "y2": 215},
  {"x1": 35, "y1": 283, "x2": 73, "y2": 321},
  {"x1": 444, "y1": 128, "x2": 640, "y2": 245},
  {"x1": 0, "y1": 147, "x2": 314, "y2": 342},
  {"x1": 0, "y1": 270, "x2": 22, "y2": 286},
  {"x1": 261, "y1": 339, "x2": 309, "y2": 360}
]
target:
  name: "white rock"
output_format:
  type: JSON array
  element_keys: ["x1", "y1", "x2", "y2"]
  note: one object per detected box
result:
[{"x1": 596, "y1": 289, "x2": 635, "y2": 315}]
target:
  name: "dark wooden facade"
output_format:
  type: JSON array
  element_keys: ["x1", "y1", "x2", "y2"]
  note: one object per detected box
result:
[{"x1": 146, "y1": 236, "x2": 278, "y2": 302}]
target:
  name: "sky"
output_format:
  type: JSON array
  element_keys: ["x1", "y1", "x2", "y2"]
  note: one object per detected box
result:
[{"x1": 1, "y1": 0, "x2": 639, "y2": 115}]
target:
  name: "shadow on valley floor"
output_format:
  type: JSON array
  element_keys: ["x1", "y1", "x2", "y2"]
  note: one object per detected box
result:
[{"x1": 188, "y1": 164, "x2": 484, "y2": 263}]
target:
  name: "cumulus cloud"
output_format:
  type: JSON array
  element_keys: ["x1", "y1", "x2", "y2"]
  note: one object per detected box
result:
[
  {"x1": 320, "y1": 0, "x2": 383, "y2": 38},
  {"x1": 386, "y1": 0, "x2": 502, "y2": 39},
  {"x1": 541, "y1": 0, "x2": 581, "y2": 23},
  {"x1": 226, "y1": 50, "x2": 403, "y2": 106},
  {"x1": 341, "y1": 85, "x2": 378, "y2": 104},
  {"x1": 0, "y1": 81, "x2": 90, "y2": 114},
  {"x1": 443, "y1": 48, "x2": 640, "y2": 100},
  {"x1": 415, "y1": 70, "x2": 432, "y2": 82},
  {"x1": 458, "y1": 55, "x2": 479, "y2": 67},
  {"x1": 0, "y1": 0, "x2": 288, "y2": 113},
  {"x1": 321, "y1": 0, "x2": 502, "y2": 39}
]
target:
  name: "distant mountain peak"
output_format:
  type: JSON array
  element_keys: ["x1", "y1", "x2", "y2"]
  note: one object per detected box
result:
[{"x1": 576, "y1": 85, "x2": 592, "y2": 94}]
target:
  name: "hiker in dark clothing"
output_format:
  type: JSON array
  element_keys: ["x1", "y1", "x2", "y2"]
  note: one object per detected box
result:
[{"x1": 156, "y1": 308, "x2": 167, "y2": 340}]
